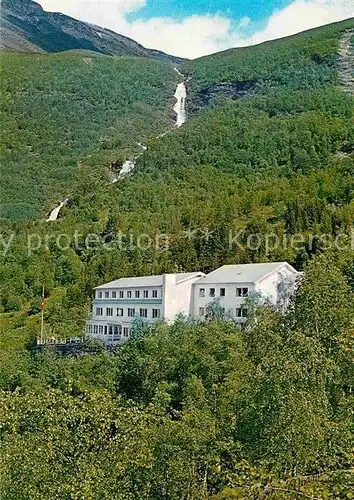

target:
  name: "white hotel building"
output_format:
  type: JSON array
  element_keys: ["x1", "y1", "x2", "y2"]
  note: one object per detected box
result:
[
  {"x1": 86, "y1": 262, "x2": 299, "y2": 344},
  {"x1": 86, "y1": 272, "x2": 205, "y2": 343}
]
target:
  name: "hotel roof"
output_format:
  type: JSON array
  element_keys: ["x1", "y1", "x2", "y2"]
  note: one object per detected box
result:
[
  {"x1": 95, "y1": 272, "x2": 205, "y2": 289},
  {"x1": 193, "y1": 262, "x2": 297, "y2": 285}
]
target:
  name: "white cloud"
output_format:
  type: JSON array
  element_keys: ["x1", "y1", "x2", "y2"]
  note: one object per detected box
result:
[
  {"x1": 37, "y1": 0, "x2": 354, "y2": 58},
  {"x1": 38, "y1": 0, "x2": 146, "y2": 29},
  {"x1": 128, "y1": 15, "x2": 234, "y2": 59},
  {"x1": 245, "y1": 0, "x2": 354, "y2": 47}
]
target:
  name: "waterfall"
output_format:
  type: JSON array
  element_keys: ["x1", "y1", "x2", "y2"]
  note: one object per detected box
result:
[
  {"x1": 173, "y1": 67, "x2": 185, "y2": 78},
  {"x1": 118, "y1": 159, "x2": 136, "y2": 178},
  {"x1": 46, "y1": 198, "x2": 69, "y2": 221},
  {"x1": 47, "y1": 69, "x2": 189, "y2": 221},
  {"x1": 173, "y1": 82, "x2": 187, "y2": 127}
]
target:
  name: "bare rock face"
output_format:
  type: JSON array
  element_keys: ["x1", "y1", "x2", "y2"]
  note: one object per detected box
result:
[
  {"x1": 187, "y1": 80, "x2": 258, "y2": 114},
  {"x1": 0, "y1": 0, "x2": 186, "y2": 64},
  {"x1": 338, "y1": 29, "x2": 354, "y2": 94}
]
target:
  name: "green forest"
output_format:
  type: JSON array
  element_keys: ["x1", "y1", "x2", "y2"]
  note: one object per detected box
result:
[
  {"x1": 0, "y1": 51, "x2": 177, "y2": 220},
  {"x1": 0, "y1": 17, "x2": 354, "y2": 499},
  {"x1": 1, "y1": 255, "x2": 353, "y2": 498}
]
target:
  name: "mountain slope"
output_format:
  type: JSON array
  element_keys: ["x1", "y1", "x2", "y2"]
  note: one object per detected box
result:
[
  {"x1": 0, "y1": 51, "x2": 179, "y2": 220},
  {"x1": 0, "y1": 0, "x2": 185, "y2": 64},
  {"x1": 182, "y1": 18, "x2": 354, "y2": 91},
  {"x1": 138, "y1": 18, "x2": 354, "y2": 176},
  {"x1": 1, "y1": 19, "x2": 353, "y2": 316},
  {"x1": 1, "y1": 19, "x2": 354, "y2": 500},
  {"x1": 338, "y1": 28, "x2": 354, "y2": 93}
]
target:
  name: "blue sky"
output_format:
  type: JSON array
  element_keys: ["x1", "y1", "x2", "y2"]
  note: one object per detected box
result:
[
  {"x1": 38, "y1": 0, "x2": 354, "y2": 58},
  {"x1": 127, "y1": 0, "x2": 292, "y2": 24}
]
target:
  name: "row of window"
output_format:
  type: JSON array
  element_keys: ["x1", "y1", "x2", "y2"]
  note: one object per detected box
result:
[
  {"x1": 97, "y1": 287, "x2": 249, "y2": 300},
  {"x1": 87, "y1": 324, "x2": 131, "y2": 337},
  {"x1": 97, "y1": 289, "x2": 159, "y2": 299},
  {"x1": 95, "y1": 307, "x2": 161, "y2": 319},
  {"x1": 199, "y1": 307, "x2": 248, "y2": 318},
  {"x1": 199, "y1": 287, "x2": 249, "y2": 298}
]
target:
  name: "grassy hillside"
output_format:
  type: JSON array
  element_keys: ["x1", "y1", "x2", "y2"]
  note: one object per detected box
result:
[
  {"x1": 139, "y1": 19, "x2": 354, "y2": 177},
  {"x1": 182, "y1": 18, "x2": 354, "y2": 90},
  {"x1": 0, "y1": 50, "x2": 178, "y2": 220}
]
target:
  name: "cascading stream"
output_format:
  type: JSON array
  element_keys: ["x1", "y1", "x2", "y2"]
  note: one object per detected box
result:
[
  {"x1": 46, "y1": 198, "x2": 69, "y2": 222},
  {"x1": 173, "y1": 82, "x2": 187, "y2": 127},
  {"x1": 47, "y1": 68, "x2": 188, "y2": 221}
]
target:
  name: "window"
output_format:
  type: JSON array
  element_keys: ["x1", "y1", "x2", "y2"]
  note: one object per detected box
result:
[
  {"x1": 105, "y1": 291, "x2": 109, "y2": 298},
  {"x1": 128, "y1": 308, "x2": 135, "y2": 317},
  {"x1": 152, "y1": 309, "x2": 161, "y2": 319},
  {"x1": 209, "y1": 288, "x2": 215, "y2": 297},
  {"x1": 96, "y1": 307, "x2": 103, "y2": 316},
  {"x1": 119, "y1": 291, "x2": 124, "y2": 298},
  {"x1": 123, "y1": 327, "x2": 130, "y2": 337},
  {"x1": 94, "y1": 325, "x2": 98, "y2": 334},
  {"x1": 114, "y1": 325, "x2": 120, "y2": 336},
  {"x1": 98, "y1": 291, "x2": 102, "y2": 298},
  {"x1": 220, "y1": 288, "x2": 226, "y2": 297},
  {"x1": 106, "y1": 308, "x2": 113, "y2": 316},
  {"x1": 236, "y1": 308, "x2": 248, "y2": 318},
  {"x1": 117, "y1": 308, "x2": 123, "y2": 317},
  {"x1": 99, "y1": 325, "x2": 103, "y2": 334},
  {"x1": 199, "y1": 288, "x2": 205, "y2": 297},
  {"x1": 88, "y1": 324, "x2": 92, "y2": 334},
  {"x1": 199, "y1": 307, "x2": 205, "y2": 317},
  {"x1": 236, "y1": 287, "x2": 248, "y2": 297},
  {"x1": 127, "y1": 291, "x2": 132, "y2": 298},
  {"x1": 104, "y1": 326, "x2": 107, "y2": 335},
  {"x1": 140, "y1": 308, "x2": 148, "y2": 318},
  {"x1": 143, "y1": 290, "x2": 149, "y2": 298},
  {"x1": 152, "y1": 290, "x2": 158, "y2": 298},
  {"x1": 109, "y1": 325, "x2": 113, "y2": 335},
  {"x1": 112, "y1": 291, "x2": 116, "y2": 298},
  {"x1": 135, "y1": 290, "x2": 140, "y2": 298}
]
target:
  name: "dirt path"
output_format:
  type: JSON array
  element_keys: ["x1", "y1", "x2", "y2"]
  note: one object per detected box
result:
[{"x1": 338, "y1": 29, "x2": 354, "y2": 94}]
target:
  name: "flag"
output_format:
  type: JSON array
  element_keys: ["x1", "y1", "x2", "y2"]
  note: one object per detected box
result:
[{"x1": 41, "y1": 285, "x2": 45, "y2": 311}]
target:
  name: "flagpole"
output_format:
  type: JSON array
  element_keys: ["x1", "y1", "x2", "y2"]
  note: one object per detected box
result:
[{"x1": 40, "y1": 285, "x2": 44, "y2": 344}]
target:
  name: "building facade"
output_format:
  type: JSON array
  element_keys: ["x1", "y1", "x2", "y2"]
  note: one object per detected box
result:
[
  {"x1": 86, "y1": 262, "x2": 300, "y2": 343},
  {"x1": 191, "y1": 262, "x2": 299, "y2": 322},
  {"x1": 86, "y1": 272, "x2": 205, "y2": 344}
]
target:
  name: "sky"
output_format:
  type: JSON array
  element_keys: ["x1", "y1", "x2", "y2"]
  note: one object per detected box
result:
[{"x1": 37, "y1": 0, "x2": 354, "y2": 59}]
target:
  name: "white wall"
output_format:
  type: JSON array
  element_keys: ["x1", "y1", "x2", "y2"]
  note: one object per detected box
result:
[
  {"x1": 163, "y1": 274, "x2": 203, "y2": 322},
  {"x1": 162, "y1": 274, "x2": 177, "y2": 321},
  {"x1": 89, "y1": 274, "x2": 202, "y2": 342},
  {"x1": 192, "y1": 264, "x2": 298, "y2": 320},
  {"x1": 255, "y1": 264, "x2": 297, "y2": 306},
  {"x1": 92, "y1": 285, "x2": 163, "y2": 323},
  {"x1": 89, "y1": 284, "x2": 164, "y2": 343},
  {"x1": 192, "y1": 282, "x2": 256, "y2": 320},
  {"x1": 175, "y1": 276, "x2": 204, "y2": 318}
]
